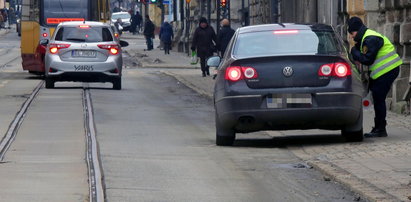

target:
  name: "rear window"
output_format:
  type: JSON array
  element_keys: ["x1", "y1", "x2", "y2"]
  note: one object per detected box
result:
[
  {"x1": 54, "y1": 26, "x2": 114, "y2": 42},
  {"x1": 112, "y1": 13, "x2": 130, "y2": 19},
  {"x1": 233, "y1": 30, "x2": 343, "y2": 58}
]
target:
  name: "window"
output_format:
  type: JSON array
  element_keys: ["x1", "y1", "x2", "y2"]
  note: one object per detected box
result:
[
  {"x1": 55, "y1": 27, "x2": 113, "y2": 42},
  {"x1": 42, "y1": 0, "x2": 89, "y2": 26},
  {"x1": 233, "y1": 30, "x2": 343, "y2": 58}
]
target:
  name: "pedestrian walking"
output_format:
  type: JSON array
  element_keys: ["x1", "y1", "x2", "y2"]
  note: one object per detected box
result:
[
  {"x1": 143, "y1": 15, "x2": 155, "y2": 51},
  {"x1": 191, "y1": 17, "x2": 217, "y2": 77},
  {"x1": 159, "y1": 21, "x2": 174, "y2": 55},
  {"x1": 8, "y1": 7, "x2": 16, "y2": 25},
  {"x1": 348, "y1": 16, "x2": 403, "y2": 138},
  {"x1": 217, "y1": 19, "x2": 235, "y2": 57},
  {"x1": 130, "y1": 11, "x2": 142, "y2": 35},
  {"x1": 114, "y1": 18, "x2": 123, "y2": 35}
]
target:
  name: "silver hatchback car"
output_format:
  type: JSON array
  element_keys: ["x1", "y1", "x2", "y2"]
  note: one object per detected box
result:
[{"x1": 44, "y1": 21, "x2": 128, "y2": 90}]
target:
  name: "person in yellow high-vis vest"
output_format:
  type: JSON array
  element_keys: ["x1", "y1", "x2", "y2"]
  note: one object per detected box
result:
[{"x1": 348, "y1": 17, "x2": 402, "y2": 138}]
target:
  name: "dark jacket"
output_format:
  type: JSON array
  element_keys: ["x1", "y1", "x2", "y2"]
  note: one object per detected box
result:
[
  {"x1": 143, "y1": 19, "x2": 155, "y2": 38},
  {"x1": 191, "y1": 24, "x2": 217, "y2": 58},
  {"x1": 350, "y1": 25, "x2": 384, "y2": 66},
  {"x1": 130, "y1": 13, "x2": 141, "y2": 31},
  {"x1": 217, "y1": 25, "x2": 235, "y2": 56},
  {"x1": 159, "y1": 22, "x2": 174, "y2": 43}
]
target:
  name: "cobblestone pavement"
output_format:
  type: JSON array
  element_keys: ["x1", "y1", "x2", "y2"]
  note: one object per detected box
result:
[{"x1": 123, "y1": 32, "x2": 411, "y2": 202}]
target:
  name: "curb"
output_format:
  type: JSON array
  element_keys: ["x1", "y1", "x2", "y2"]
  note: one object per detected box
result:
[
  {"x1": 161, "y1": 70, "x2": 399, "y2": 202},
  {"x1": 142, "y1": 64, "x2": 200, "y2": 69}
]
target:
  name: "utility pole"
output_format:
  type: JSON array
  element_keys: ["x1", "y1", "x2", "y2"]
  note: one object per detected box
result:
[
  {"x1": 216, "y1": 0, "x2": 221, "y2": 35},
  {"x1": 207, "y1": 0, "x2": 211, "y2": 22}
]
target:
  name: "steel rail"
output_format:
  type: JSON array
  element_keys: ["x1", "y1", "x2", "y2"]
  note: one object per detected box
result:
[
  {"x1": 0, "y1": 81, "x2": 44, "y2": 161},
  {"x1": 83, "y1": 88, "x2": 105, "y2": 202}
]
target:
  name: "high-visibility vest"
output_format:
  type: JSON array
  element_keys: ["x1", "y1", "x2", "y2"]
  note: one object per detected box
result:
[{"x1": 360, "y1": 29, "x2": 402, "y2": 80}]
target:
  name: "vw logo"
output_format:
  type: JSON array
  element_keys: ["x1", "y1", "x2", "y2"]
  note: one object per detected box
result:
[{"x1": 283, "y1": 66, "x2": 293, "y2": 77}]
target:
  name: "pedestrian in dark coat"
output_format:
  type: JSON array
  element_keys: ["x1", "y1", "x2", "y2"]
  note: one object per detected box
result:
[
  {"x1": 217, "y1": 19, "x2": 235, "y2": 57},
  {"x1": 348, "y1": 16, "x2": 402, "y2": 138},
  {"x1": 159, "y1": 21, "x2": 174, "y2": 54},
  {"x1": 143, "y1": 15, "x2": 155, "y2": 51},
  {"x1": 130, "y1": 11, "x2": 142, "y2": 35},
  {"x1": 191, "y1": 17, "x2": 217, "y2": 77}
]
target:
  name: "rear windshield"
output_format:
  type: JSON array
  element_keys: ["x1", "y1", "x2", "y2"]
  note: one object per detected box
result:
[
  {"x1": 54, "y1": 27, "x2": 114, "y2": 42},
  {"x1": 233, "y1": 30, "x2": 343, "y2": 58},
  {"x1": 42, "y1": 0, "x2": 88, "y2": 26},
  {"x1": 112, "y1": 13, "x2": 130, "y2": 19}
]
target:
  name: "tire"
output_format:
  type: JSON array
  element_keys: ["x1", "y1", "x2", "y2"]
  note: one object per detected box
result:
[
  {"x1": 215, "y1": 113, "x2": 235, "y2": 146},
  {"x1": 45, "y1": 78, "x2": 54, "y2": 89},
  {"x1": 113, "y1": 78, "x2": 122, "y2": 90},
  {"x1": 341, "y1": 109, "x2": 363, "y2": 142}
]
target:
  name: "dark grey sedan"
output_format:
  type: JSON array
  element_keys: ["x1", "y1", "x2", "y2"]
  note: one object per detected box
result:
[{"x1": 208, "y1": 24, "x2": 365, "y2": 146}]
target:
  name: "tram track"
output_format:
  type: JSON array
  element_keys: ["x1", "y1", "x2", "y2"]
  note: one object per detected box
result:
[
  {"x1": 83, "y1": 87, "x2": 105, "y2": 202},
  {"x1": 0, "y1": 81, "x2": 105, "y2": 202},
  {"x1": 0, "y1": 81, "x2": 43, "y2": 160}
]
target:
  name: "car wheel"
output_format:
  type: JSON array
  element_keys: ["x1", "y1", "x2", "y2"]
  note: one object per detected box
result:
[
  {"x1": 113, "y1": 78, "x2": 121, "y2": 90},
  {"x1": 45, "y1": 78, "x2": 54, "y2": 89},
  {"x1": 341, "y1": 109, "x2": 363, "y2": 142},
  {"x1": 215, "y1": 113, "x2": 235, "y2": 146}
]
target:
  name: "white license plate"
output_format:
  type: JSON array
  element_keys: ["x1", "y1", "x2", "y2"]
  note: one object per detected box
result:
[
  {"x1": 72, "y1": 50, "x2": 96, "y2": 58},
  {"x1": 267, "y1": 94, "x2": 312, "y2": 108}
]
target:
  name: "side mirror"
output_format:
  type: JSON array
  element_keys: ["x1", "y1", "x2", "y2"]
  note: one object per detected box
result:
[
  {"x1": 119, "y1": 40, "x2": 129, "y2": 47},
  {"x1": 40, "y1": 39, "x2": 49, "y2": 46},
  {"x1": 207, "y1": 56, "x2": 221, "y2": 67}
]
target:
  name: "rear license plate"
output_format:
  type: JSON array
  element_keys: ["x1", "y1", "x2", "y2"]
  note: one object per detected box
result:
[
  {"x1": 267, "y1": 94, "x2": 312, "y2": 108},
  {"x1": 72, "y1": 50, "x2": 96, "y2": 58}
]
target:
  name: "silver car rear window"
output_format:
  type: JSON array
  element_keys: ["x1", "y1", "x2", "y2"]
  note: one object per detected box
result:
[
  {"x1": 233, "y1": 30, "x2": 343, "y2": 58},
  {"x1": 54, "y1": 27, "x2": 113, "y2": 42}
]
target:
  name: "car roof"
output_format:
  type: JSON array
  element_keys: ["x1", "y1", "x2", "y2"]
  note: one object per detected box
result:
[
  {"x1": 59, "y1": 21, "x2": 109, "y2": 27},
  {"x1": 238, "y1": 23, "x2": 334, "y2": 34}
]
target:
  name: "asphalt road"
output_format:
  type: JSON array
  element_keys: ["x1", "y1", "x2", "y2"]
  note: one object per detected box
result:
[{"x1": 0, "y1": 30, "x2": 366, "y2": 201}]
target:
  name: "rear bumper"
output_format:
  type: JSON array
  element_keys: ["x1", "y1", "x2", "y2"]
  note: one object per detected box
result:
[
  {"x1": 215, "y1": 92, "x2": 362, "y2": 132},
  {"x1": 46, "y1": 72, "x2": 120, "y2": 82}
]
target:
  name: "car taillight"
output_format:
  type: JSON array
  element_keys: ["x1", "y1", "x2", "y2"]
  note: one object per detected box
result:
[
  {"x1": 114, "y1": 33, "x2": 119, "y2": 38},
  {"x1": 42, "y1": 33, "x2": 48, "y2": 38},
  {"x1": 98, "y1": 44, "x2": 119, "y2": 55},
  {"x1": 49, "y1": 43, "x2": 71, "y2": 54},
  {"x1": 319, "y1": 62, "x2": 351, "y2": 78},
  {"x1": 225, "y1": 66, "x2": 258, "y2": 82},
  {"x1": 242, "y1": 67, "x2": 258, "y2": 79}
]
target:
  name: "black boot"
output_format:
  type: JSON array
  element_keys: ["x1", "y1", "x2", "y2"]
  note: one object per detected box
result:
[
  {"x1": 206, "y1": 69, "x2": 210, "y2": 76},
  {"x1": 202, "y1": 71, "x2": 206, "y2": 77},
  {"x1": 364, "y1": 119, "x2": 387, "y2": 138}
]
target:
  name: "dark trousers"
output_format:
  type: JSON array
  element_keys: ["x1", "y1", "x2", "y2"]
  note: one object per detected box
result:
[
  {"x1": 200, "y1": 57, "x2": 209, "y2": 75},
  {"x1": 145, "y1": 36, "x2": 153, "y2": 50},
  {"x1": 369, "y1": 67, "x2": 400, "y2": 128},
  {"x1": 164, "y1": 42, "x2": 171, "y2": 54}
]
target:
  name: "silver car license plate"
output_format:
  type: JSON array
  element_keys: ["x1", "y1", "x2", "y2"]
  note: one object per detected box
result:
[
  {"x1": 72, "y1": 50, "x2": 96, "y2": 58},
  {"x1": 267, "y1": 94, "x2": 312, "y2": 108}
]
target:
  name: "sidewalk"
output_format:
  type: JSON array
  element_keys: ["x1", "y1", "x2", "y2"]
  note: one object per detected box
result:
[
  {"x1": 124, "y1": 32, "x2": 411, "y2": 202},
  {"x1": 122, "y1": 33, "x2": 200, "y2": 69}
]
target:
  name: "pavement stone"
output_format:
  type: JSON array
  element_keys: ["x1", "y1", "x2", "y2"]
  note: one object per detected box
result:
[{"x1": 124, "y1": 32, "x2": 411, "y2": 202}]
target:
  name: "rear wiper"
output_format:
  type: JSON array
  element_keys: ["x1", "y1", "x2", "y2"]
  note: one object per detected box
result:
[{"x1": 66, "y1": 38, "x2": 86, "y2": 42}]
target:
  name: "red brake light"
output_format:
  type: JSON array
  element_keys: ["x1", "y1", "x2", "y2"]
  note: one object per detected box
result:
[
  {"x1": 319, "y1": 62, "x2": 351, "y2": 77},
  {"x1": 274, "y1": 30, "x2": 299, "y2": 34},
  {"x1": 225, "y1": 66, "x2": 242, "y2": 81},
  {"x1": 225, "y1": 66, "x2": 259, "y2": 82},
  {"x1": 114, "y1": 33, "x2": 119, "y2": 38},
  {"x1": 42, "y1": 33, "x2": 48, "y2": 38},
  {"x1": 98, "y1": 44, "x2": 120, "y2": 55},
  {"x1": 79, "y1": 25, "x2": 90, "y2": 29},
  {"x1": 49, "y1": 43, "x2": 70, "y2": 54},
  {"x1": 334, "y1": 62, "x2": 350, "y2": 77}
]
